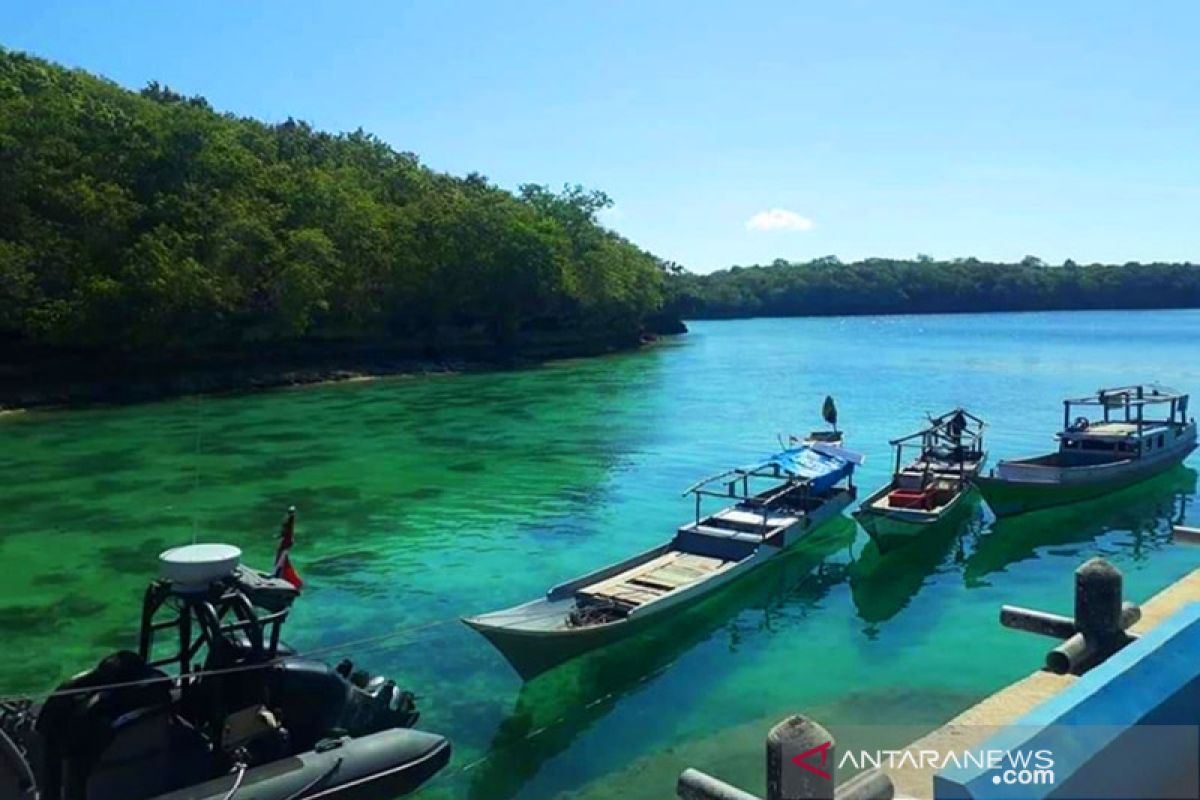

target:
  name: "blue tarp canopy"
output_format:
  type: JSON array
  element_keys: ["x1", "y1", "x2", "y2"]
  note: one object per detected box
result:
[{"x1": 752, "y1": 445, "x2": 855, "y2": 493}]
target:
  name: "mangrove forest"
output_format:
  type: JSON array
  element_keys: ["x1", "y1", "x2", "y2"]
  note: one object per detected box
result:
[{"x1": 665, "y1": 256, "x2": 1200, "y2": 319}]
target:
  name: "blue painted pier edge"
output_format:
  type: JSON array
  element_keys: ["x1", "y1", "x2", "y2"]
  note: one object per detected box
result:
[{"x1": 934, "y1": 602, "x2": 1200, "y2": 799}]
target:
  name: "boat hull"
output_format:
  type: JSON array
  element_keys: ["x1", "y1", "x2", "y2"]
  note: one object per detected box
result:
[
  {"x1": 465, "y1": 489, "x2": 854, "y2": 679},
  {"x1": 464, "y1": 603, "x2": 650, "y2": 681},
  {"x1": 854, "y1": 486, "x2": 978, "y2": 554},
  {"x1": 976, "y1": 441, "x2": 1196, "y2": 517},
  {"x1": 147, "y1": 729, "x2": 450, "y2": 800}
]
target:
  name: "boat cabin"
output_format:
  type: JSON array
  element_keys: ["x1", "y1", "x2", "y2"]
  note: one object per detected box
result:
[{"x1": 1057, "y1": 385, "x2": 1193, "y2": 463}]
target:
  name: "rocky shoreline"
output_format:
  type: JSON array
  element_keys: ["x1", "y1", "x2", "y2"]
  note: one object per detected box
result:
[{"x1": 0, "y1": 324, "x2": 687, "y2": 412}]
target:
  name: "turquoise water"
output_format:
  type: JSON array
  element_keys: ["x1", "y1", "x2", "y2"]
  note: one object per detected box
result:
[{"x1": 2, "y1": 310, "x2": 1199, "y2": 799}]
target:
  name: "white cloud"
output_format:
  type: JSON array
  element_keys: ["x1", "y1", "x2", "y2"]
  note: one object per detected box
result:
[{"x1": 745, "y1": 208, "x2": 814, "y2": 232}]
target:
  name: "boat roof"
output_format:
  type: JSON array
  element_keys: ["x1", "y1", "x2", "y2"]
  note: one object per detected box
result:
[
  {"x1": 763, "y1": 441, "x2": 864, "y2": 470},
  {"x1": 1061, "y1": 421, "x2": 1173, "y2": 440},
  {"x1": 684, "y1": 442, "x2": 861, "y2": 498},
  {"x1": 1066, "y1": 384, "x2": 1188, "y2": 407},
  {"x1": 888, "y1": 408, "x2": 985, "y2": 447}
]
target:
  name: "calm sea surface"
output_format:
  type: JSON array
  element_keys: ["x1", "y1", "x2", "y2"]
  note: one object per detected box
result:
[{"x1": 3, "y1": 310, "x2": 1200, "y2": 799}]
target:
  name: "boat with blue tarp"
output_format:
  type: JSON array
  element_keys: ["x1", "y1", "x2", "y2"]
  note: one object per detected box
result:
[{"x1": 464, "y1": 414, "x2": 863, "y2": 679}]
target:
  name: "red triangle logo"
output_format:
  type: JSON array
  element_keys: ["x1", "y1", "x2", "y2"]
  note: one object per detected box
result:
[{"x1": 791, "y1": 740, "x2": 832, "y2": 780}]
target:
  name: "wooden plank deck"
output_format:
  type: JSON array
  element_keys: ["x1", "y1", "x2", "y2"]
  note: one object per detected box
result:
[{"x1": 578, "y1": 551, "x2": 732, "y2": 608}]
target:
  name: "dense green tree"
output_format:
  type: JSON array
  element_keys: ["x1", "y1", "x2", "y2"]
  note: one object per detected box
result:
[
  {"x1": 0, "y1": 48, "x2": 667, "y2": 357},
  {"x1": 667, "y1": 256, "x2": 1200, "y2": 319}
]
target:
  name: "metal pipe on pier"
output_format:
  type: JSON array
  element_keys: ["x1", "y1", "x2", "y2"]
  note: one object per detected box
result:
[
  {"x1": 678, "y1": 769, "x2": 761, "y2": 800},
  {"x1": 999, "y1": 557, "x2": 1140, "y2": 675},
  {"x1": 834, "y1": 768, "x2": 894, "y2": 800},
  {"x1": 676, "y1": 714, "x2": 892, "y2": 800},
  {"x1": 999, "y1": 606, "x2": 1076, "y2": 639}
]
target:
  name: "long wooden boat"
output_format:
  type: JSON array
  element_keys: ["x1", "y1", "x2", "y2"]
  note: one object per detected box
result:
[
  {"x1": 463, "y1": 433, "x2": 863, "y2": 680},
  {"x1": 854, "y1": 409, "x2": 986, "y2": 553},
  {"x1": 975, "y1": 385, "x2": 1197, "y2": 517}
]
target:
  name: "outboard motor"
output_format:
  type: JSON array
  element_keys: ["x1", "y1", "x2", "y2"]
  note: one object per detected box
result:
[{"x1": 264, "y1": 658, "x2": 419, "y2": 751}]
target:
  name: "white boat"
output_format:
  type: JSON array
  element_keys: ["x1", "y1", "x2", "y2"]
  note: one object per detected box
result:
[
  {"x1": 976, "y1": 385, "x2": 1197, "y2": 516},
  {"x1": 464, "y1": 433, "x2": 863, "y2": 679}
]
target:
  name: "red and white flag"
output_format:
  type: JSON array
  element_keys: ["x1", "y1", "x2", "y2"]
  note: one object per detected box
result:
[{"x1": 274, "y1": 506, "x2": 304, "y2": 589}]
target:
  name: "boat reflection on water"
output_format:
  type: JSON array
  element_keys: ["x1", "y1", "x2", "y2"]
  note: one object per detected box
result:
[
  {"x1": 848, "y1": 492, "x2": 985, "y2": 627},
  {"x1": 465, "y1": 518, "x2": 858, "y2": 800},
  {"x1": 964, "y1": 465, "x2": 1196, "y2": 586}
]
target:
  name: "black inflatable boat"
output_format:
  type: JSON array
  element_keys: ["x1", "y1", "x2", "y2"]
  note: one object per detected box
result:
[{"x1": 0, "y1": 532, "x2": 450, "y2": 800}]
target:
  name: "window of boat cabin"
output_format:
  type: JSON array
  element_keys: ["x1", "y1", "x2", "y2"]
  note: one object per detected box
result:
[{"x1": 1158, "y1": 434, "x2": 1165, "y2": 448}]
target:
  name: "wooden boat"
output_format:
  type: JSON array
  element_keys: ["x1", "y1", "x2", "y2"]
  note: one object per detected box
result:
[
  {"x1": 854, "y1": 409, "x2": 987, "y2": 553},
  {"x1": 975, "y1": 385, "x2": 1197, "y2": 517},
  {"x1": 463, "y1": 432, "x2": 863, "y2": 680},
  {"x1": 850, "y1": 490, "x2": 983, "y2": 624}
]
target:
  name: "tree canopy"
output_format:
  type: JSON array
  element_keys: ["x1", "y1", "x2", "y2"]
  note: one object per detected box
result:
[
  {"x1": 666, "y1": 256, "x2": 1200, "y2": 319},
  {"x1": 4, "y1": 48, "x2": 1197, "y2": 372},
  {"x1": 0, "y1": 48, "x2": 667, "y2": 357}
]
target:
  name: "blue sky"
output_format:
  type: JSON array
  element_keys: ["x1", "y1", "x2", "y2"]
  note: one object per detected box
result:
[{"x1": 4, "y1": 1, "x2": 1198, "y2": 272}]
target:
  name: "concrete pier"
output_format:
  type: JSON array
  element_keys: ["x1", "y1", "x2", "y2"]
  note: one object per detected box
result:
[{"x1": 884, "y1": 566, "x2": 1200, "y2": 799}]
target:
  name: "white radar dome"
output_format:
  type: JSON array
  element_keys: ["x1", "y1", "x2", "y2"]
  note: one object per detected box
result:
[{"x1": 159, "y1": 543, "x2": 242, "y2": 590}]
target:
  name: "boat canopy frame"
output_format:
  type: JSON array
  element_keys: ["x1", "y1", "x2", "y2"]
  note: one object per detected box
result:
[
  {"x1": 681, "y1": 451, "x2": 854, "y2": 528},
  {"x1": 1061, "y1": 384, "x2": 1191, "y2": 437},
  {"x1": 888, "y1": 408, "x2": 986, "y2": 486},
  {"x1": 135, "y1": 574, "x2": 298, "y2": 750}
]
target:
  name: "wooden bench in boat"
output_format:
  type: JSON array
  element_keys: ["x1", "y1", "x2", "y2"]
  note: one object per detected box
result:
[
  {"x1": 683, "y1": 508, "x2": 799, "y2": 535},
  {"x1": 576, "y1": 551, "x2": 734, "y2": 609},
  {"x1": 713, "y1": 508, "x2": 798, "y2": 528}
]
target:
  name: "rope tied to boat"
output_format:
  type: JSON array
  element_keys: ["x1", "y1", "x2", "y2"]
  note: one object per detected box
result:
[
  {"x1": 280, "y1": 754, "x2": 342, "y2": 800},
  {"x1": 0, "y1": 598, "x2": 583, "y2": 705},
  {"x1": 220, "y1": 762, "x2": 247, "y2": 800}
]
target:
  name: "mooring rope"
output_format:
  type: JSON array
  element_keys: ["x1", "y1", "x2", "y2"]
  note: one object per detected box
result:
[
  {"x1": 0, "y1": 600, "x2": 580, "y2": 705},
  {"x1": 191, "y1": 396, "x2": 205, "y2": 546}
]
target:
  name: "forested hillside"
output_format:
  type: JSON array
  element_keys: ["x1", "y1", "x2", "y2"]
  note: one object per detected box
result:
[
  {"x1": 0, "y1": 48, "x2": 668, "y2": 360},
  {"x1": 667, "y1": 256, "x2": 1200, "y2": 319},
  {"x1": 3, "y1": 47, "x2": 1197, "y2": 408}
]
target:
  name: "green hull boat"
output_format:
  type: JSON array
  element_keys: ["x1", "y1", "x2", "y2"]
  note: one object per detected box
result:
[
  {"x1": 977, "y1": 384, "x2": 1196, "y2": 517},
  {"x1": 856, "y1": 486, "x2": 982, "y2": 553},
  {"x1": 975, "y1": 454, "x2": 1190, "y2": 517},
  {"x1": 854, "y1": 408, "x2": 987, "y2": 554}
]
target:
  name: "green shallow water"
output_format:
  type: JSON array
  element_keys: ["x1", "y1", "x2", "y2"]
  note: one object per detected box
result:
[{"x1": 3, "y1": 310, "x2": 1200, "y2": 799}]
